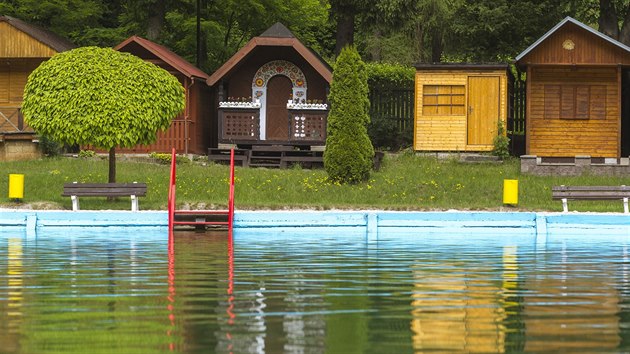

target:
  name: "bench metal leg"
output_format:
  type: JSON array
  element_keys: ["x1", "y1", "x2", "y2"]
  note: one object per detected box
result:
[
  {"x1": 562, "y1": 198, "x2": 568, "y2": 213},
  {"x1": 624, "y1": 198, "x2": 629, "y2": 214},
  {"x1": 71, "y1": 195, "x2": 80, "y2": 211},
  {"x1": 131, "y1": 195, "x2": 138, "y2": 212}
]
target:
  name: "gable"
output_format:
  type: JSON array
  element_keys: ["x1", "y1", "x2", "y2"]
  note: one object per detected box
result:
[
  {"x1": 517, "y1": 20, "x2": 630, "y2": 65},
  {"x1": 115, "y1": 36, "x2": 209, "y2": 80},
  {"x1": 208, "y1": 37, "x2": 332, "y2": 86},
  {"x1": 0, "y1": 21, "x2": 59, "y2": 58}
]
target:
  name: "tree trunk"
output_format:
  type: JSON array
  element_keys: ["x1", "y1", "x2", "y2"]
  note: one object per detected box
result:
[
  {"x1": 146, "y1": 0, "x2": 166, "y2": 41},
  {"x1": 431, "y1": 29, "x2": 443, "y2": 63},
  {"x1": 369, "y1": 28, "x2": 382, "y2": 61},
  {"x1": 599, "y1": 0, "x2": 619, "y2": 39},
  {"x1": 619, "y1": 4, "x2": 630, "y2": 45},
  {"x1": 413, "y1": 21, "x2": 426, "y2": 63},
  {"x1": 334, "y1": 6, "x2": 355, "y2": 55},
  {"x1": 109, "y1": 147, "x2": 116, "y2": 184}
]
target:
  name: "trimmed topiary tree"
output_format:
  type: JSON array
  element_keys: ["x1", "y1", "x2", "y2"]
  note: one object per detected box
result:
[
  {"x1": 324, "y1": 46, "x2": 374, "y2": 184},
  {"x1": 22, "y1": 46, "x2": 185, "y2": 183}
]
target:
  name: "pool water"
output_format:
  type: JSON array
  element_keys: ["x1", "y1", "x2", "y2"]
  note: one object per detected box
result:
[{"x1": 1, "y1": 228, "x2": 630, "y2": 353}]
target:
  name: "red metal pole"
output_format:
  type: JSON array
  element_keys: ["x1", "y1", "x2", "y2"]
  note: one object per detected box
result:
[
  {"x1": 168, "y1": 147, "x2": 177, "y2": 230},
  {"x1": 228, "y1": 148, "x2": 235, "y2": 232}
]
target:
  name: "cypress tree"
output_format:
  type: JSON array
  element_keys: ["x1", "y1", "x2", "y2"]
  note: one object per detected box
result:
[{"x1": 324, "y1": 46, "x2": 374, "y2": 184}]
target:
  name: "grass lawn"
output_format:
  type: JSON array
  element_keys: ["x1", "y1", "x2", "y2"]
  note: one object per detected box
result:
[{"x1": 1, "y1": 152, "x2": 630, "y2": 212}]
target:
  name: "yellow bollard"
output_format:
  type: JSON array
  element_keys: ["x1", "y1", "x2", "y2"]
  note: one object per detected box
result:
[
  {"x1": 8, "y1": 174, "x2": 24, "y2": 200},
  {"x1": 503, "y1": 179, "x2": 518, "y2": 205}
]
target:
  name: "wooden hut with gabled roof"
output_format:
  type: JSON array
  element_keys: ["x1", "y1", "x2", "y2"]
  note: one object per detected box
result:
[
  {"x1": 0, "y1": 15, "x2": 75, "y2": 136},
  {"x1": 114, "y1": 35, "x2": 211, "y2": 155},
  {"x1": 207, "y1": 22, "x2": 332, "y2": 153},
  {"x1": 515, "y1": 16, "x2": 630, "y2": 161}
]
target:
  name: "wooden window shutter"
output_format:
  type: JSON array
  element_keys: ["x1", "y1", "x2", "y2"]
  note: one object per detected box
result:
[
  {"x1": 9, "y1": 71, "x2": 26, "y2": 102},
  {"x1": 589, "y1": 85, "x2": 606, "y2": 120},
  {"x1": 544, "y1": 85, "x2": 560, "y2": 119},
  {"x1": 574, "y1": 86, "x2": 589, "y2": 119},
  {"x1": 0, "y1": 71, "x2": 9, "y2": 103},
  {"x1": 560, "y1": 86, "x2": 576, "y2": 119}
]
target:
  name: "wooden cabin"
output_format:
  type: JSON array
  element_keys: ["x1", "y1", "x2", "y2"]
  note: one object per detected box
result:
[
  {"x1": 515, "y1": 16, "x2": 630, "y2": 159},
  {"x1": 413, "y1": 64, "x2": 509, "y2": 152},
  {"x1": 0, "y1": 15, "x2": 74, "y2": 135},
  {"x1": 114, "y1": 36, "x2": 211, "y2": 155},
  {"x1": 207, "y1": 23, "x2": 332, "y2": 149}
]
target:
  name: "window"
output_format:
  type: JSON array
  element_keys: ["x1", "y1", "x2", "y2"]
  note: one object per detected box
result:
[
  {"x1": 422, "y1": 85, "x2": 465, "y2": 115},
  {"x1": 544, "y1": 84, "x2": 606, "y2": 120}
]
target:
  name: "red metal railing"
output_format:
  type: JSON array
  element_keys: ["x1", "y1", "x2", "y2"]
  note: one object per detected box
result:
[
  {"x1": 168, "y1": 148, "x2": 177, "y2": 230},
  {"x1": 228, "y1": 149, "x2": 235, "y2": 231},
  {"x1": 168, "y1": 147, "x2": 235, "y2": 231}
]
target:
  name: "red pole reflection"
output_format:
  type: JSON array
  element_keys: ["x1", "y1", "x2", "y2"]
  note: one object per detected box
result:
[
  {"x1": 167, "y1": 228, "x2": 176, "y2": 351},
  {"x1": 226, "y1": 228, "x2": 235, "y2": 353}
]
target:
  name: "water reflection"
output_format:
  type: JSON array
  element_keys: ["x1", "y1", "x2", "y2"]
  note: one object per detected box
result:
[
  {"x1": 2, "y1": 229, "x2": 630, "y2": 352},
  {"x1": 1, "y1": 238, "x2": 23, "y2": 352},
  {"x1": 409, "y1": 247, "x2": 513, "y2": 353},
  {"x1": 523, "y1": 241, "x2": 622, "y2": 351}
]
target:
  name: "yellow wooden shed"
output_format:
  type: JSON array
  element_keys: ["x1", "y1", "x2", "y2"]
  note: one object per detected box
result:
[
  {"x1": 413, "y1": 64, "x2": 510, "y2": 152},
  {"x1": 0, "y1": 16, "x2": 74, "y2": 134}
]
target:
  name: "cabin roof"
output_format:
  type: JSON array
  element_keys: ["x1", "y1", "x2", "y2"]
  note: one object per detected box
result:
[
  {"x1": 115, "y1": 35, "x2": 209, "y2": 80},
  {"x1": 207, "y1": 22, "x2": 332, "y2": 86},
  {"x1": 414, "y1": 63, "x2": 509, "y2": 70},
  {"x1": 515, "y1": 16, "x2": 630, "y2": 63},
  {"x1": 0, "y1": 15, "x2": 75, "y2": 53}
]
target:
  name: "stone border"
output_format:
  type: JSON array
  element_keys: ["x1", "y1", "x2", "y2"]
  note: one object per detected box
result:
[{"x1": 521, "y1": 155, "x2": 630, "y2": 175}]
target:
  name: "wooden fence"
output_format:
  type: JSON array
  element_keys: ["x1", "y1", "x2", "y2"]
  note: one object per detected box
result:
[
  {"x1": 509, "y1": 77, "x2": 526, "y2": 135},
  {"x1": 369, "y1": 88, "x2": 414, "y2": 133}
]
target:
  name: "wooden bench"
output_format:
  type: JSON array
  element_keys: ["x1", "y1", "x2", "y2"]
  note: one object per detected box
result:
[
  {"x1": 552, "y1": 185, "x2": 630, "y2": 213},
  {"x1": 62, "y1": 182, "x2": 147, "y2": 211}
]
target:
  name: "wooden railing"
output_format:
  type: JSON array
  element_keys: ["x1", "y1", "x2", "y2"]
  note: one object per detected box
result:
[
  {"x1": 0, "y1": 106, "x2": 30, "y2": 133},
  {"x1": 288, "y1": 109, "x2": 327, "y2": 144},
  {"x1": 218, "y1": 108, "x2": 260, "y2": 143}
]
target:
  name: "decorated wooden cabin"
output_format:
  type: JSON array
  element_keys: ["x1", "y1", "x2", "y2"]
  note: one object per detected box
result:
[
  {"x1": 0, "y1": 16, "x2": 74, "y2": 137},
  {"x1": 413, "y1": 64, "x2": 510, "y2": 152},
  {"x1": 114, "y1": 36, "x2": 211, "y2": 154},
  {"x1": 207, "y1": 23, "x2": 332, "y2": 151},
  {"x1": 515, "y1": 16, "x2": 630, "y2": 160}
]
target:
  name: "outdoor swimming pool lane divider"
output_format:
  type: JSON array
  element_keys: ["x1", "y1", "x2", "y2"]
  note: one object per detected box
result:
[{"x1": 168, "y1": 147, "x2": 235, "y2": 231}]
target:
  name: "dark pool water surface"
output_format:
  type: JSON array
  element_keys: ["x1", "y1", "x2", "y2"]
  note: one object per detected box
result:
[{"x1": 1, "y1": 228, "x2": 630, "y2": 353}]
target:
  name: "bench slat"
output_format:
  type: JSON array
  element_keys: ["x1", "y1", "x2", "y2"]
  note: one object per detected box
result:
[
  {"x1": 552, "y1": 185, "x2": 630, "y2": 213},
  {"x1": 62, "y1": 183, "x2": 147, "y2": 197},
  {"x1": 552, "y1": 185, "x2": 630, "y2": 200}
]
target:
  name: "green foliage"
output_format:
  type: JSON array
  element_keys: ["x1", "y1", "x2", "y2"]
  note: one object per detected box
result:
[
  {"x1": 492, "y1": 119, "x2": 511, "y2": 159},
  {"x1": 325, "y1": 46, "x2": 374, "y2": 184},
  {"x1": 364, "y1": 62, "x2": 414, "y2": 151},
  {"x1": 38, "y1": 135, "x2": 62, "y2": 157},
  {"x1": 78, "y1": 149, "x2": 96, "y2": 158},
  {"x1": 22, "y1": 46, "x2": 185, "y2": 150},
  {"x1": 368, "y1": 116, "x2": 413, "y2": 151},
  {"x1": 365, "y1": 62, "x2": 414, "y2": 89},
  {"x1": 149, "y1": 152, "x2": 190, "y2": 164}
]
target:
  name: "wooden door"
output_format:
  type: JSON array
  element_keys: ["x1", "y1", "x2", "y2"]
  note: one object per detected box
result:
[
  {"x1": 266, "y1": 76, "x2": 292, "y2": 141},
  {"x1": 467, "y1": 76, "x2": 500, "y2": 145}
]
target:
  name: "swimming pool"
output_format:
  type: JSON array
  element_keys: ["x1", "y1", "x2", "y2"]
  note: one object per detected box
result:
[{"x1": 2, "y1": 214, "x2": 630, "y2": 353}]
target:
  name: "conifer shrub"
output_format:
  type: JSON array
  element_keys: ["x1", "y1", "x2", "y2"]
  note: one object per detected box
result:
[{"x1": 324, "y1": 46, "x2": 375, "y2": 184}]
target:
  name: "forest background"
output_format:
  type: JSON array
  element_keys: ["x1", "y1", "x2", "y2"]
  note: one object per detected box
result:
[{"x1": 2, "y1": 0, "x2": 630, "y2": 74}]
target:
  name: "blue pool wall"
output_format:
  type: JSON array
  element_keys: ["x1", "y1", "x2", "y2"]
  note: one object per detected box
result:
[{"x1": 2, "y1": 209, "x2": 630, "y2": 240}]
